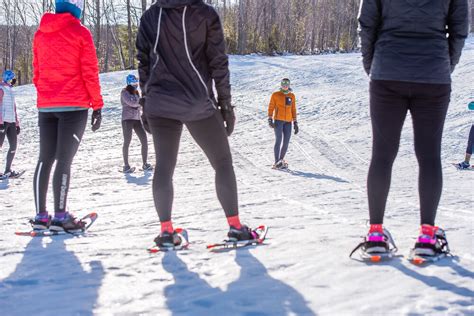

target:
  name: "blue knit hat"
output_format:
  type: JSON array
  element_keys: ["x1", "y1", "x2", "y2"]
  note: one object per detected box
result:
[{"x1": 55, "y1": 0, "x2": 83, "y2": 19}]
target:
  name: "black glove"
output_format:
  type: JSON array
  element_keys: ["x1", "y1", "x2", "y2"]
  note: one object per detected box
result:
[
  {"x1": 268, "y1": 118, "x2": 275, "y2": 128},
  {"x1": 16, "y1": 126, "x2": 20, "y2": 135},
  {"x1": 139, "y1": 97, "x2": 146, "y2": 107},
  {"x1": 219, "y1": 100, "x2": 235, "y2": 136},
  {"x1": 91, "y1": 110, "x2": 102, "y2": 132},
  {"x1": 0, "y1": 124, "x2": 4, "y2": 133},
  {"x1": 141, "y1": 113, "x2": 151, "y2": 134},
  {"x1": 294, "y1": 121, "x2": 299, "y2": 135}
]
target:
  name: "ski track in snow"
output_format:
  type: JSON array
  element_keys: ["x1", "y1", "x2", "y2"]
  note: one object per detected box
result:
[{"x1": 0, "y1": 37, "x2": 473, "y2": 315}]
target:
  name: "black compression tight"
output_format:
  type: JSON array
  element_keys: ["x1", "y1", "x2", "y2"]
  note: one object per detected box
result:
[
  {"x1": 0, "y1": 122, "x2": 17, "y2": 173},
  {"x1": 367, "y1": 80, "x2": 451, "y2": 226},
  {"x1": 147, "y1": 111, "x2": 238, "y2": 222},
  {"x1": 122, "y1": 119, "x2": 148, "y2": 166}
]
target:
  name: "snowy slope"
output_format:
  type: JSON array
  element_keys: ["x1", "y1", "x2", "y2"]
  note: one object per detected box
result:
[{"x1": 0, "y1": 37, "x2": 473, "y2": 315}]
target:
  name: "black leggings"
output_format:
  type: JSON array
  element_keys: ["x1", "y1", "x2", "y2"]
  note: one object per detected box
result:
[
  {"x1": 122, "y1": 120, "x2": 148, "y2": 166},
  {"x1": 33, "y1": 111, "x2": 88, "y2": 214},
  {"x1": 0, "y1": 122, "x2": 17, "y2": 173},
  {"x1": 466, "y1": 124, "x2": 474, "y2": 155},
  {"x1": 368, "y1": 80, "x2": 451, "y2": 226},
  {"x1": 147, "y1": 111, "x2": 238, "y2": 222}
]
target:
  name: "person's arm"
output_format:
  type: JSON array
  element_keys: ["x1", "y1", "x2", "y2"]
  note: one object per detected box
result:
[
  {"x1": 268, "y1": 94, "x2": 276, "y2": 118},
  {"x1": 80, "y1": 27, "x2": 104, "y2": 110},
  {"x1": 292, "y1": 95, "x2": 297, "y2": 122},
  {"x1": 447, "y1": 0, "x2": 469, "y2": 72},
  {"x1": 136, "y1": 12, "x2": 153, "y2": 97},
  {"x1": 205, "y1": 7, "x2": 231, "y2": 104},
  {"x1": 357, "y1": 0, "x2": 382, "y2": 75},
  {"x1": 0, "y1": 89, "x2": 4, "y2": 125},
  {"x1": 32, "y1": 33, "x2": 39, "y2": 87}
]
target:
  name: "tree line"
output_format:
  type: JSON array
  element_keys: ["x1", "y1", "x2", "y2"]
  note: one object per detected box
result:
[{"x1": 1, "y1": 0, "x2": 473, "y2": 85}]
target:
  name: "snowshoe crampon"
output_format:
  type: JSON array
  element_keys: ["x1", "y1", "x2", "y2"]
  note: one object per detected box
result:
[
  {"x1": 16, "y1": 212, "x2": 98, "y2": 237},
  {"x1": 408, "y1": 229, "x2": 451, "y2": 265},
  {"x1": 207, "y1": 225, "x2": 268, "y2": 251}
]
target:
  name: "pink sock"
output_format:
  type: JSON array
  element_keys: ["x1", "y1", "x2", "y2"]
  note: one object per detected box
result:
[
  {"x1": 161, "y1": 221, "x2": 174, "y2": 234},
  {"x1": 227, "y1": 215, "x2": 242, "y2": 229}
]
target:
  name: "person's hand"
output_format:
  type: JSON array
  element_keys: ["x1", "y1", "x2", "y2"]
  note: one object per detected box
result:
[
  {"x1": 139, "y1": 97, "x2": 146, "y2": 107},
  {"x1": 91, "y1": 110, "x2": 102, "y2": 132},
  {"x1": 141, "y1": 113, "x2": 151, "y2": 134},
  {"x1": 294, "y1": 121, "x2": 299, "y2": 135},
  {"x1": 0, "y1": 124, "x2": 4, "y2": 133},
  {"x1": 268, "y1": 118, "x2": 274, "y2": 128},
  {"x1": 16, "y1": 126, "x2": 20, "y2": 135},
  {"x1": 218, "y1": 100, "x2": 235, "y2": 136}
]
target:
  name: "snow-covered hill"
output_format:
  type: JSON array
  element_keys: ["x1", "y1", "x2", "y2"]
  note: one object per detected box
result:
[{"x1": 0, "y1": 37, "x2": 473, "y2": 315}]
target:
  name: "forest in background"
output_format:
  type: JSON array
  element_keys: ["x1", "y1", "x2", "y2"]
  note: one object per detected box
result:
[{"x1": 1, "y1": 0, "x2": 473, "y2": 85}]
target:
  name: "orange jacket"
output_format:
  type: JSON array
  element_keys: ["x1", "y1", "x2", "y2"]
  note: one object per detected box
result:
[{"x1": 268, "y1": 91, "x2": 297, "y2": 122}]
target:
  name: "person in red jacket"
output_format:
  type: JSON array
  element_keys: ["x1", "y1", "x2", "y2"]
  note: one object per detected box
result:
[{"x1": 31, "y1": 0, "x2": 104, "y2": 232}]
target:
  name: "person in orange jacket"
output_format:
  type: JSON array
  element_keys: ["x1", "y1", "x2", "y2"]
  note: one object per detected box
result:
[
  {"x1": 30, "y1": 0, "x2": 104, "y2": 232},
  {"x1": 268, "y1": 78, "x2": 298, "y2": 169}
]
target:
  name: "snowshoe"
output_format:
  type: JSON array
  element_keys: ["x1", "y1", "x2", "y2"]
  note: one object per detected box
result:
[
  {"x1": 121, "y1": 165, "x2": 135, "y2": 173},
  {"x1": 0, "y1": 170, "x2": 24, "y2": 180},
  {"x1": 207, "y1": 225, "x2": 268, "y2": 251},
  {"x1": 408, "y1": 225, "x2": 450, "y2": 265},
  {"x1": 142, "y1": 163, "x2": 153, "y2": 171},
  {"x1": 148, "y1": 228, "x2": 189, "y2": 253},
  {"x1": 49, "y1": 212, "x2": 88, "y2": 233},
  {"x1": 453, "y1": 161, "x2": 473, "y2": 170},
  {"x1": 350, "y1": 225, "x2": 398, "y2": 262},
  {"x1": 272, "y1": 159, "x2": 288, "y2": 170},
  {"x1": 30, "y1": 213, "x2": 51, "y2": 231},
  {"x1": 16, "y1": 212, "x2": 97, "y2": 237}
]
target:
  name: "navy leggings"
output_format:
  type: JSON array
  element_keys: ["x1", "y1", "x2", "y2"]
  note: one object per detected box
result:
[
  {"x1": 0, "y1": 122, "x2": 17, "y2": 173},
  {"x1": 466, "y1": 124, "x2": 474, "y2": 155},
  {"x1": 368, "y1": 80, "x2": 451, "y2": 226},
  {"x1": 274, "y1": 120, "x2": 292, "y2": 163}
]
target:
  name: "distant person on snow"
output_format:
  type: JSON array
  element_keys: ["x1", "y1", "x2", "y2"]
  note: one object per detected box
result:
[
  {"x1": 268, "y1": 78, "x2": 298, "y2": 169},
  {"x1": 456, "y1": 102, "x2": 473, "y2": 170},
  {"x1": 0, "y1": 70, "x2": 21, "y2": 179},
  {"x1": 357, "y1": 0, "x2": 469, "y2": 258},
  {"x1": 121, "y1": 74, "x2": 152, "y2": 173},
  {"x1": 137, "y1": 0, "x2": 259, "y2": 248},
  {"x1": 31, "y1": 0, "x2": 104, "y2": 232}
]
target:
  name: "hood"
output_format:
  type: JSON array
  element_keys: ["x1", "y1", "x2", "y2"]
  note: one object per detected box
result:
[
  {"x1": 39, "y1": 13, "x2": 80, "y2": 33},
  {"x1": 155, "y1": 0, "x2": 201, "y2": 8}
]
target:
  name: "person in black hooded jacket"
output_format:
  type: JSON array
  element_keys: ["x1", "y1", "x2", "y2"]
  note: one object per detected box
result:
[
  {"x1": 357, "y1": 0, "x2": 469, "y2": 258},
  {"x1": 136, "y1": 0, "x2": 258, "y2": 247}
]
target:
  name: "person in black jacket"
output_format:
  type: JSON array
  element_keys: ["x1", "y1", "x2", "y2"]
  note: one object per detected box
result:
[
  {"x1": 136, "y1": 0, "x2": 258, "y2": 248},
  {"x1": 357, "y1": 0, "x2": 469, "y2": 258}
]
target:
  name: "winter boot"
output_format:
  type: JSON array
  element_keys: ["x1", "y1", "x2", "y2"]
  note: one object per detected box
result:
[
  {"x1": 154, "y1": 230, "x2": 182, "y2": 248},
  {"x1": 227, "y1": 225, "x2": 259, "y2": 241},
  {"x1": 49, "y1": 212, "x2": 86, "y2": 232},
  {"x1": 31, "y1": 212, "x2": 51, "y2": 230},
  {"x1": 413, "y1": 224, "x2": 450, "y2": 257}
]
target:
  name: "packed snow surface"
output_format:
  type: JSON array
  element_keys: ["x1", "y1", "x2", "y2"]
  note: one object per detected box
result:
[{"x1": 1, "y1": 37, "x2": 473, "y2": 315}]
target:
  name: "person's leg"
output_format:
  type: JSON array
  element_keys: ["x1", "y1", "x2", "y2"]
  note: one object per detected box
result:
[
  {"x1": 4, "y1": 123, "x2": 17, "y2": 173},
  {"x1": 186, "y1": 112, "x2": 239, "y2": 222},
  {"x1": 33, "y1": 112, "x2": 58, "y2": 215},
  {"x1": 133, "y1": 120, "x2": 149, "y2": 165},
  {"x1": 367, "y1": 80, "x2": 409, "y2": 225},
  {"x1": 147, "y1": 115, "x2": 182, "y2": 230},
  {"x1": 279, "y1": 122, "x2": 292, "y2": 160},
  {"x1": 410, "y1": 83, "x2": 451, "y2": 226},
  {"x1": 465, "y1": 124, "x2": 474, "y2": 163},
  {"x1": 122, "y1": 120, "x2": 133, "y2": 167},
  {"x1": 52, "y1": 111, "x2": 88, "y2": 214},
  {"x1": 273, "y1": 120, "x2": 284, "y2": 163}
]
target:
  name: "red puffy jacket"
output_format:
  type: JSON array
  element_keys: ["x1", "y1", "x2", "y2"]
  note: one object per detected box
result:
[{"x1": 33, "y1": 13, "x2": 103, "y2": 110}]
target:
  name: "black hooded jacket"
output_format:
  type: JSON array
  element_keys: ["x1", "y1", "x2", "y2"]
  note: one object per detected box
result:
[
  {"x1": 136, "y1": 0, "x2": 230, "y2": 122},
  {"x1": 358, "y1": 0, "x2": 469, "y2": 84}
]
